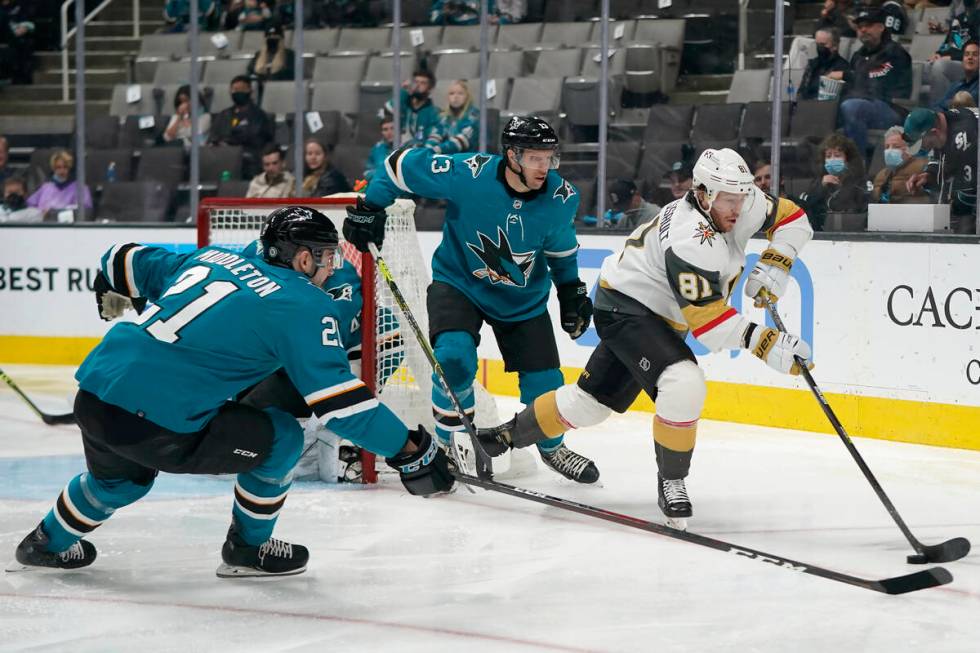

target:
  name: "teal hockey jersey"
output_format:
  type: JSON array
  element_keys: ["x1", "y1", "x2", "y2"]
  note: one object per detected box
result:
[
  {"x1": 75, "y1": 243, "x2": 408, "y2": 457},
  {"x1": 365, "y1": 148, "x2": 581, "y2": 322}
]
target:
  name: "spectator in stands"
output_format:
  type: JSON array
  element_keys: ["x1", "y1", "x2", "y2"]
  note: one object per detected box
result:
[
  {"x1": 871, "y1": 125, "x2": 929, "y2": 203},
  {"x1": 752, "y1": 160, "x2": 774, "y2": 195},
  {"x1": 0, "y1": 176, "x2": 42, "y2": 223},
  {"x1": 800, "y1": 27, "x2": 851, "y2": 100},
  {"x1": 873, "y1": 1, "x2": 909, "y2": 37},
  {"x1": 608, "y1": 178, "x2": 660, "y2": 230},
  {"x1": 817, "y1": 0, "x2": 857, "y2": 38},
  {"x1": 665, "y1": 161, "x2": 694, "y2": 201},
  {"x1": 247, "y1": 23, "x2": 295, "y2": 82},
  {"x1": 246, "y1": 143, "x2": 295, "y2": 198},
  {"x1": 0, "y1": 0, "x2": 36, "y2": 84},
  {"x1": 27, "y1": 150, "x2": 93, "y2": 217},
  {"x1": 429, "y1": 0, "x2": 482, "y2": 25},
  {"x1": 951, "y1": 89, "x2": 977, "y2": 106},
  {"x1": 163, "y1": 0, "x2": 217, "y2": 33},
  {"x1": 0, "y1": 136, "x2": 12, "y2": 186},
  {"x1": 930, "y1": 1, "x2": 980, "y2": 61},
  {"x1": 935, "y1": 41, "x2": 980, "y2": 109},
  {"x1": 222, "y1": 0, "x2": 273, "y2": 31},
  {"x1": 163, "y1": 84, "x2": 211, "y2": 150},
  {"x1": 364, "y1": 114, "x2": 394, "y2": 181},
  {"x1": 495, "y1": 0, "x2": 525, "y2": 23},
  {"x1": 839, "y1": 6, "x2": 912, "y2": 156},
  {"x1": 386, "y1": 69, "x2": 441, "y2": 146},
  {"x1": 209, "y1": 75, "x2": 274, "y2": 178},
  {"x1": 301, "y1": 138, "x2": 350, "y2": 197},
  {"x1": 425, "y1": 80, "x2": 480, "y2": 154},
  {"x1": 800, "y1": 133, "x2": 869, "y2": 230},
  {"x1": 305, "y1": 0, "x2": 377, "y2": 28}
]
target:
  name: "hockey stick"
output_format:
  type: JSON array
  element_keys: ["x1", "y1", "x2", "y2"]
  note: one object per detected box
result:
[
  {"x1": 0, "y1": 368, "x2": 77, "y2": 426},
  {"x1": 454, "y1": 471, "x2": 952, "y2": 595},
  {"x1": 764, "y1": 298, "x2": 970, "y2": 565},
  {"x1": 367, "y1": 243, "x2": 494, "y2": 482}
]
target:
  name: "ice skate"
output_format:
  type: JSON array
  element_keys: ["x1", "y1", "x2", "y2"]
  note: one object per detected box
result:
[
  {"x1": 216, "y1": 521, "x2": 309, "y2": 578},
  {"x1": 658, "y1": 474, "x2": 692, "y2": 531},
  {"x1": 6, "y1": 523, "x2": 96, "y2": 572},
  {"x1": 540, "y1": 444, "x2": 600, "y2": 484}
]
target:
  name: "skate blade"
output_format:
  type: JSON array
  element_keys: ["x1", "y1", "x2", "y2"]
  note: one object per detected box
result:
[
  {"x1": 215, "y1": 563, "x2": 307, "y2": 579},
  {"x1": 5, "y1": 560, "x2": 31, "y2": 573},
  {"x1": 663, "y1": 516, "x2": 689, "y2": 531},
  {"x1": 4, "y1": 560, "x2": 90, "y2": 573}
]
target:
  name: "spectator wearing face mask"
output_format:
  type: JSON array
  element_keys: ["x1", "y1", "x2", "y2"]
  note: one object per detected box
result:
[
  {"x1": 800, "y1": 133, "x2": 869, "y2": 230},
  {"x1": 209, "y1": 75, "x2": 274, "y2": 177},
  {"x1": 246, "y1": 143, "x2": 295, "y2": 198},
  {"x1": 0, "y1": 176, "x2": 41, "y2": 223},
  {"x1": 247, "y1": 24, "x2": 295, "y2": 82},
  {"x1": 871, "y1": 125, "x2": 929, "y2": 204},
  {"x1": 800, "y1": 27, "x2": 851, "y2": 100},
  {"x1": 27, "y1": 150, "x2": 93, "y2": 216},
  {"x1": 385, "y1": 69, "x2": 440, "y2": 146},
  {"x1": 364, "y1": 115, "x2": 395, "y2": 181}
]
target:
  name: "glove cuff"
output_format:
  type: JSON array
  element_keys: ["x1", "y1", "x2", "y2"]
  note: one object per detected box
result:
[
  {"x1": 759, "y1": 247, "x2": 793, "y2": 273},
  {"x1": 557, "y1": 280, "x2": 587, "y2": 300},
  {"x1": 745, "y1": 323, "x2": 778, "y2": 361}
]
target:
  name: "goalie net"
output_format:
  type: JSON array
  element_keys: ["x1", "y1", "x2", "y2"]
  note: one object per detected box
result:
[{"x1": 196, "y1": 196, "x2": 501, "y2": 483}]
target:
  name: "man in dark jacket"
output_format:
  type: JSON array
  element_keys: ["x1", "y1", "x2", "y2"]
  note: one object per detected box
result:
[
  {"x1": 209, "y1": 75, "x2": 275, "y2": 178},
  {"x1": 799, "y1": 27, "x2": 851, "y2": 100},
  {"x1": 839, "y1": 6, "x2": 912, "y2": 155}
]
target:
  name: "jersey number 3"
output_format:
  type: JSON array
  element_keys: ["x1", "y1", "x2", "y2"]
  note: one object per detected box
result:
[{"x1": 135, "y1": 266, "x2": 238, "y2": 344}]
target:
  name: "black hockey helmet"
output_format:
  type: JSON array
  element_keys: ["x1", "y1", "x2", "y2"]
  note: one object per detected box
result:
[
  {"x1": 260, "y1": 205, "x2": 339, "y2": 268},
  {"x1": 501, "y1": 115, "x2": 559, "y2": 151}
]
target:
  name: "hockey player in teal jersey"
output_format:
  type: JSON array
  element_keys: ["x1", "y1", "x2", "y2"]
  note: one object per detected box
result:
[
  {"x1": 8, "y1": 206, "x2": 452, "y2": 577},
  {"x1": 344, "y1": 116, "x2": 599, "y2": 483}
]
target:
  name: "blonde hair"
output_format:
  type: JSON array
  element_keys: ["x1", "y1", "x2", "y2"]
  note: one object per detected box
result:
[
  {"x1": 951, "y1": 90, "x2": 976, "y2": 109},
  {"x1": 50, "y1": 150, "x2": 74, "y2": 171},
  {"x1": 443, "y1": 79, "x2": 473, "y2": 119}
]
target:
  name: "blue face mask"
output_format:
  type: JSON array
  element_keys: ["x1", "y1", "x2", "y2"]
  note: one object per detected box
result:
[
  {"x1": 824, "y1": 158, "x2": 846, "y2": 175},
  {"x1": 883, "y1": 148, "x2": 904, "y2": 168},
  {"x1": 52, "y1": 174, "x2": 68, "y2": 184}
]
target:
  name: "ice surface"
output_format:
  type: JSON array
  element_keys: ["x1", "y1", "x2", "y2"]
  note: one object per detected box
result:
[{"x1": 1, "y1": 365, "x2": 979, "y2": 652}]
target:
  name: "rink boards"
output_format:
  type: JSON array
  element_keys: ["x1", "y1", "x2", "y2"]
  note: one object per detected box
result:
[{"x1": 0, "y1": 224, "x2": 977, "y2": 450}]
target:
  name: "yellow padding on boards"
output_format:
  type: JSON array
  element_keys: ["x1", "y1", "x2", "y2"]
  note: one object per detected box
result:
[
  {"x1": 477, "y1": 358, "x2": 980, "y2": 452},
  {"x1": 0, "y1": 336, "x2": 100, "y2": 365},
  {"x1": 532, "y1": 392, "x2": 567, "y2": 438},
  {"x1": 653, "y1": 417, "x2": 697, "y2": 452}
]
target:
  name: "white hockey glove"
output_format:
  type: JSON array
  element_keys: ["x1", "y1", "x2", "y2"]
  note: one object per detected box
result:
[
  {"x1": 744, "y1": 324, "x2": 814, "y2": 376},
  {"x1": 94, "y1": 271, "x2": 134, "y2": 321},
  {"x1": 744, "y1": 245, "x2": 795, "y2": 308}
]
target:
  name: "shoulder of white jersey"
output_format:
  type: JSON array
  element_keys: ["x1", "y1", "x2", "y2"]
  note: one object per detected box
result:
[
  {"x1": 547, "y1": 171, "x2": 578, "y2": 206},
  {"x1": 663, "y1": 198, "x2": 729, "y2": 273}
]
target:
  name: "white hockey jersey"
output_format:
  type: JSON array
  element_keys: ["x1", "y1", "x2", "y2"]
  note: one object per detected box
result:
[{"x1": 598, "y1": 187, "x2": 813, "y2": 353}]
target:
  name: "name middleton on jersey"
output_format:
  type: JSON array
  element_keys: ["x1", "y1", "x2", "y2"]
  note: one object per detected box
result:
[{"x1": 196, "y1": 249, "x2": 283, "y2": 297}]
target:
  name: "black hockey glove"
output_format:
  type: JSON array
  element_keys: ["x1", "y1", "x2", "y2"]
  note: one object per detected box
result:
[
  {"x1": 343, "y1": 198, "x2": 387, "y2": 253},
  {"x1": 93, "y1": 271, "x2": 146, "y2": 322},
  {"x1": 386, "y1": 426, "x2": 455, "y2": 496},
  {"x1": 557, "y1": 280, "x2": 593, "y2": 339}
]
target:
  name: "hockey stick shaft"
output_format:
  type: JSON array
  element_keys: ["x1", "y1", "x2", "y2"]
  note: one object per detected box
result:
[
  {"x1": 453, "y1": 471, "x2": 952, "y2": 594},
  {"x1": 763, "y1": 299, "x2": 943, "y2": 558},
  {"x1": 0, "y1": 368, "x2": 76, "y2": 426},
  {"x1": 367, "y1": 243, "x2": 494, "y2": 480}
]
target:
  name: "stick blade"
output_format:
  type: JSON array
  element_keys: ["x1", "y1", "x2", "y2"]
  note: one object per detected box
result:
[
  {"x1": 42, "y1": 413, "x2": 77, "y2": 426},
  {"x1": 875, "y1": 567, "x2": 953, "y2": 595},
  {"x1": 913, "y1": 538, "x2": 971, "y2": 564}
]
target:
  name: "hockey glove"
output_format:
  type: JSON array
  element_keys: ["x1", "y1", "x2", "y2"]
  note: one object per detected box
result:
[
  {"x1": 94, "y1": 271, "x2": 134, "y2": 321},
  {"x1": 343, "y1": 198, "x2": 387, "y2": 253},
  {"x1": 557, "y1": 281, "x2": 593, "y2": 339},
  {"x1": 744, "y1": 246, "x2": 794, "y2": 307},
  {"x1": 386, "y1": 426, "x2": 455, "y2": 496},
  {"x1": 744, "y1": 323, "x2": 814, "y2": 376}
]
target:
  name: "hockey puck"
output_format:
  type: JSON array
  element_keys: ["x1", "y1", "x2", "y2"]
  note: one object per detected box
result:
[{"x1": 906, "y1": 553, "x2": 928, "y2": 565}]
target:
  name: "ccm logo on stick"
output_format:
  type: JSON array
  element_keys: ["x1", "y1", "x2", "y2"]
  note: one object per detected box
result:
[
  {"x1": 728, "y1": 547, "x2": 807, "y2": 572},
  {"x1": 233, "y1": 449, "x2": 258, "y2": 458}
]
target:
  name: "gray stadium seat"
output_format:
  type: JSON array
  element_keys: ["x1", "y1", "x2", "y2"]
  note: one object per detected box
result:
[
  {"x1": 624, "y1": 45, "x2": 659, "y2": 95},
  {"x1": 605, "y1": 141, "x2": 641, "y2": 179},
  {"x1": 216, "y1": 179, "x2": 252, "y2": 198},
  {"x1": 532, "y1": 49, "x2": 584, "y2": 78},
  {"x1": 435, "y1": 51, "x2": 481, "y2": 81},
  {"x1": 110, "y1": 84, "x2": 159, "y2": 117},
  {"x1": 207, "y1": 84, "x2": 233, "y2": 112},
  {"x1": 726, "y1": 69, "x2": 772, "y2": 103},
  {"x1": 85, "y1": 116, "x2": 122, "y2": 150},
  {"x1": 587, "y1": 19, "x2": 636, "y2": 45},
  {"x1": 152, "y1": 61, "x2": 200, "y2": 87},
  {"x1": 135, "y1": 147, "x2": 185, "y2": 187},
  {"x1": 301, "y1": 28, "x2": 341, "y2": 54},
  {"x1": 540, "y1": 22, "x2": 593, "y2": 49},
  {"x1": 330, "y1": 144, "x2": 369, "y2": 184},
  {"x1": 497, "y1": 23, "x2": 544, "y2": 50},
  {"x1": 137, "y1": 33, "x2": 186, "y2": 58},
  {"x1": 739, "y1": 101, "x2": 790, "y2": 142},
  {"x1": 440, "y1": 24, "x2": 493, "y2": 49},
  {"x1": 909, "y1": 34, "x2": 945, "y2": 62},
  {"x1": 358, "y1": 82, "x2": 394, "y2": 118},
  {"x1": 202, "y1": 59, "x2": 250, "y2": 87},
  {"x1": 312, "y1": 55, "x2": 368, "y2": 82},
  {"x1": 336, "y1": 27, "x2": 391, "y2": 53},
  {"x1": 405, "y1": 25, "x2": 443, "y2": 50},
  {"x1": 506, "y1": 77, "x2": 562, "y2": 115},
  {"x1": 364, "y1": 53, "x2": 414, "y2": 83},
  {"x1": 97, "y1": 181, "x2": 173, "y2": 222},
  {"x1": 85, "y1": 148, "x2": 134, "y2": 184},
  {"x1": 193, "y1": 31, "x2": 243, "y2": 58},
  {"x1": 637, "y1": 141, "x2": 688, "y2": 187},
  {"x1": 916, "y1": 7, "x2": 949, "y2": 35},
  {"x1": 691, "y1": 103, "x2": 744, "y2": 143},
  {"x1": 488, "y1": 50, "x2": 525, "y2": 78},
  {"x1": 261, "y1": 81, "x2": 309, "y2": 116},
  {"x1": 200, "y1": 145, "x2": 244, "y2": 181},
  {"x1": 311, "y1": 81, "x2": 360, "y2": 114},
  {"x1": 789, "y1": 99, "x2": 838, "y2": 141},
  {"x1": 562, "y1": 77, "x2": 612, "y2": 131},
  {"x1": 634, "y1": 19, "x2": 685, "y2": 51},
  {"x1": 643, "y1": 104, "x2": 694, "y2": 143},
  {"x1": 581, "y1": 47, "x2": 627, "y2": 77}
]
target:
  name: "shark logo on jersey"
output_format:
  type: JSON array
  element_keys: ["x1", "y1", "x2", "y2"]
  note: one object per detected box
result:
[
  {"x1": 326, "y1": 282, "x2": 354, "y2": 302},
  {"x1": 693, "y1": 220, "x2": 717, "y2": 246},
  {"x1": 467, "y1": 226, "x2": 536, "y2": 287},
  {"x1": 553, "y1": 179, "x2": 576, "y2": 204},
  {"x1": 464, "y1": 153, "x2": 493, "y2": 178}
]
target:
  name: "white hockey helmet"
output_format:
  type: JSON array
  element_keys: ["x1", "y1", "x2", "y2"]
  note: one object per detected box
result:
[{"x1": 691, "y1": 148, "x2": 756, "y2": 210}]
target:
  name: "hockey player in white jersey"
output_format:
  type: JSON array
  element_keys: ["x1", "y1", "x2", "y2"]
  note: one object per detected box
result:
[{"x1": 475, "y1": 148, "x2": 814, "y2": 528}]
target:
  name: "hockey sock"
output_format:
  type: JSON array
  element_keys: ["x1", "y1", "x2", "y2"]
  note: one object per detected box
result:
[
  {"x1": 518, "y1": 370, "x2": 566, "y2": 453},
  {"x1": 431, "y1": 379, "x2": 475, "y2": 447},
  {"x1": 41, "y1": 472, "x2": 154, "y2": 552},
  {"x1": 653, "y1": 415, "x2": 697, "y2": 479}
]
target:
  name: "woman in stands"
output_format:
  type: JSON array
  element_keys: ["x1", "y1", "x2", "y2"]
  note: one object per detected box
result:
[
  {"x1": 27, "y1": 150, "x2": 92, "y2": 219},
  {"x1": 247, "y1": 24, "x2": 295, "y2": 82},
  {"x1": 162, "y1": 85, "x2": 211, "y2": 151},
  {"x1": 425, "y1": 80, "x2": 480, "y2": 155},
  {"x1": 799, "y1": 133, "x2": 869, "y2": 230},
  {"x1": 301, "y1": 138, "x2": 350, "y2": 197}
]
